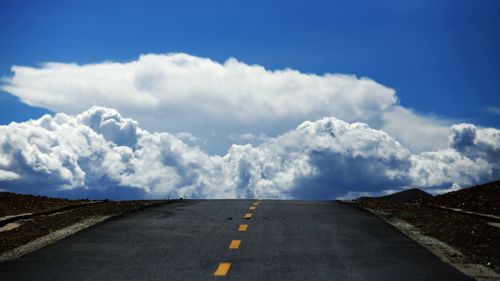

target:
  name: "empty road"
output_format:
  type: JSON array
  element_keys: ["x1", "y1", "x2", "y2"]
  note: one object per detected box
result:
[{"x1": 0, "y1": 200, "x2": 471, "y2": 280}]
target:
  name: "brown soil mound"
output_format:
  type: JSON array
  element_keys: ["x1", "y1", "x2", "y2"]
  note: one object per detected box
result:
[
  {"x1": 356, "y1": 179, "x2": 500, "y2": 273},
  {"x1": 359, "y1": 188, "x2": 432, "y2": 203},
  {"x1": 0, "y1": 192, "x2": 171, "y2": 254},
  {"x1": 0, "y1": 192, "x2": 85, "y2": 217},
  {"x1": 427, "y1": 180, "x2": 500, "y2": 216}
]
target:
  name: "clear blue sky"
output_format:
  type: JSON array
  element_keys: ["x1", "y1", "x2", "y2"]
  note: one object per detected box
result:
[{"x1": 1, "y1": 0, "x2": 499, "y2": 127}]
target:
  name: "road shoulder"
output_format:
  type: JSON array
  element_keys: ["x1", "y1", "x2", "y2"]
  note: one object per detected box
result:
[{"x1": 341, "y1": 201, "x2": 500, "y2": 281}]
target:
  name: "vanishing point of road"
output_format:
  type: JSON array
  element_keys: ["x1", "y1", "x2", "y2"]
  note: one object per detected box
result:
[{"x1": 0, "y1": 200, "x2": 472, "y2": 280}]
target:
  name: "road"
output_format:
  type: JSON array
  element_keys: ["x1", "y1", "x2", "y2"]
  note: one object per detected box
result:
[{"x1": 0, "y1": 200, "x2": 472, "y2": 280}]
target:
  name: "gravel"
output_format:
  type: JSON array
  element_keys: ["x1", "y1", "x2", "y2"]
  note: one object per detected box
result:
[
  {"x1": 356, "y1": 180, "x2": 500, "y2": 274},
  {"x1": 0, "y1": 194, "x2": 171, "y2": 254}
]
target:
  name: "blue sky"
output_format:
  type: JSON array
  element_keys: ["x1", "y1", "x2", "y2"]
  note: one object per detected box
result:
[
  {"x1": 0, "y1": 0, "x2": 499, "y2": 199},
  {"x1": 1, "y1": 0, "x2": 499, "y2": 126}
]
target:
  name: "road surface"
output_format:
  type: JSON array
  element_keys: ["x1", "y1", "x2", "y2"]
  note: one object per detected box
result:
[{"x1": 0, "y1": 200, "x2": 472, "y2": 280}]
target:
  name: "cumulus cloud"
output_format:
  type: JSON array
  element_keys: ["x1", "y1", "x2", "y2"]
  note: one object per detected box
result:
[
  {"x1": 381, "y1": 106, "x2": 450, "y2": 151},
  {"x1": 449, "y1": 123, "x2": 500, "y2": 162},
  {"x1": 0, "y1": 107, "x2": 497, "y2": 199},
  {"x1": 175, "y1": 132, "x2": 201, "y2": 145},
  {"x1": 1, "y1": 53, "x2": 452, "y2": 154},
  {"x1": 407, "y1": 123, "x2": 500, "y2": 191}
]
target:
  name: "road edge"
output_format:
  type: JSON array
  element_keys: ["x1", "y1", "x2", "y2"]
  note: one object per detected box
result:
[
  {"x1": 0, "y1": 201, "x2": 105, "y2": 227},
  {"x1": 338, "y1": 200, "x2": 500, "y2": 281},
  {"x1": 0, "y1": 201, "x2": 174, "y2": 263},
  {"x1": 0, "y1": 215, "x2": 111, "y2": 263}
]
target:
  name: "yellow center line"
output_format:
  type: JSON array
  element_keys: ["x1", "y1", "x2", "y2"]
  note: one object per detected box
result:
[
  {"x1": 249, "y1": 206, "x2": 256, "y2": 210},
  {"x1": 214, "y1": 262, "x2": 231, "y2": 276},
  {"x1": 229, "y1": 239, "x2": 241, "y2": 249},
  {"x1": 244, "y1": 213, "x2": 253, "y2": 219},
  {"x1": 252, "y1": 202, "x2": 259, "y2": 206},
  {"x1": 238, "y1": 224, "x2": 248, "y2": 232}
]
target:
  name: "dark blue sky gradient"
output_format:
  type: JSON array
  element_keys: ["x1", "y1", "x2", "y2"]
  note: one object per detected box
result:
[{"x1": 1, "y1": 0, "x2": 499, "y2": 127}]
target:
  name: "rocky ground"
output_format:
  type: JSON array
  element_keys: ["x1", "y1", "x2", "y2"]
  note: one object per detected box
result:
[
  {"x1": 0, "y1": 192, "x2": 85, "y2": 217},
  {"x1": 428, "y1": 180, "x2": 500, "y2": 216},
  {"x1": 0, "y1": 193, "x2": 171, "y2": 254},
  {"x1": 356, "y1": 180, "x2": 500, "y2": 274}
]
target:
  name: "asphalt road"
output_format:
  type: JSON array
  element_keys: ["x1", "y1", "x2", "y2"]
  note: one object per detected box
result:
[{"x1": 0, "y1": 200, "x2": 472, "y2": 281}]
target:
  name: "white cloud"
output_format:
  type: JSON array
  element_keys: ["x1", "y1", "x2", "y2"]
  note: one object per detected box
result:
[
  {"x1": 0, "y1": 170, "x2": 19, "y2": 181},
  {"x1": 175, "y1": 132, "x2": 201, "y2": 145},
  {"x1": 228, "y1": 133, "x2": 270, "y2": 146},
  {"x1": 409, "y1": 149, "x2": 493, "y2": 189},
  {"x1": 1, "y1": 53, "x2": 453, "y2": 154},
  {"x1": 486, "y1": 106, "x2": 500, "y2": 116},
  {"x1": 0, "y1": 107, "x2": 497, "y2": 199},
  {"x1": 381, "y1": 106, "x2": 450, "y2": 151},
  {"x1": 449, "y1": 123, "x2": 500, "y2": 162},
  {"x1": 408, "y1": 123, "x2": 500, "y2": 191}
]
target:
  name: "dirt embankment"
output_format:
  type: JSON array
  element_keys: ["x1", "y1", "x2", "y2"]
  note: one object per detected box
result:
[
  {"x1": 0, "y1": 192, "x2": 84, "y2": 217},
  {"x1": 428, "y1": 180, "x2": 500, "y2": 216},
  {"x1": 355, "y1": 180, "x2": 500, "y2": 274},
  {"x1": 0, "y1": 192, "x2": 171, "y2": 254}
]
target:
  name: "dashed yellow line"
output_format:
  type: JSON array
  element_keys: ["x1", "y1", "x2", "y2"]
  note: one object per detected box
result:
[
  {"x1": 229, "y1": 239, "x2": 241, "y2": 249},
  {"x1": 214, "y1": 262, "x2": 231, "y2": 276},
  {"x1": 214, "y1": 202, "x2": 264, "y2": 277},
  {"x1": 239, "y1": 224, "x2": 248, "y2": 232}
]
